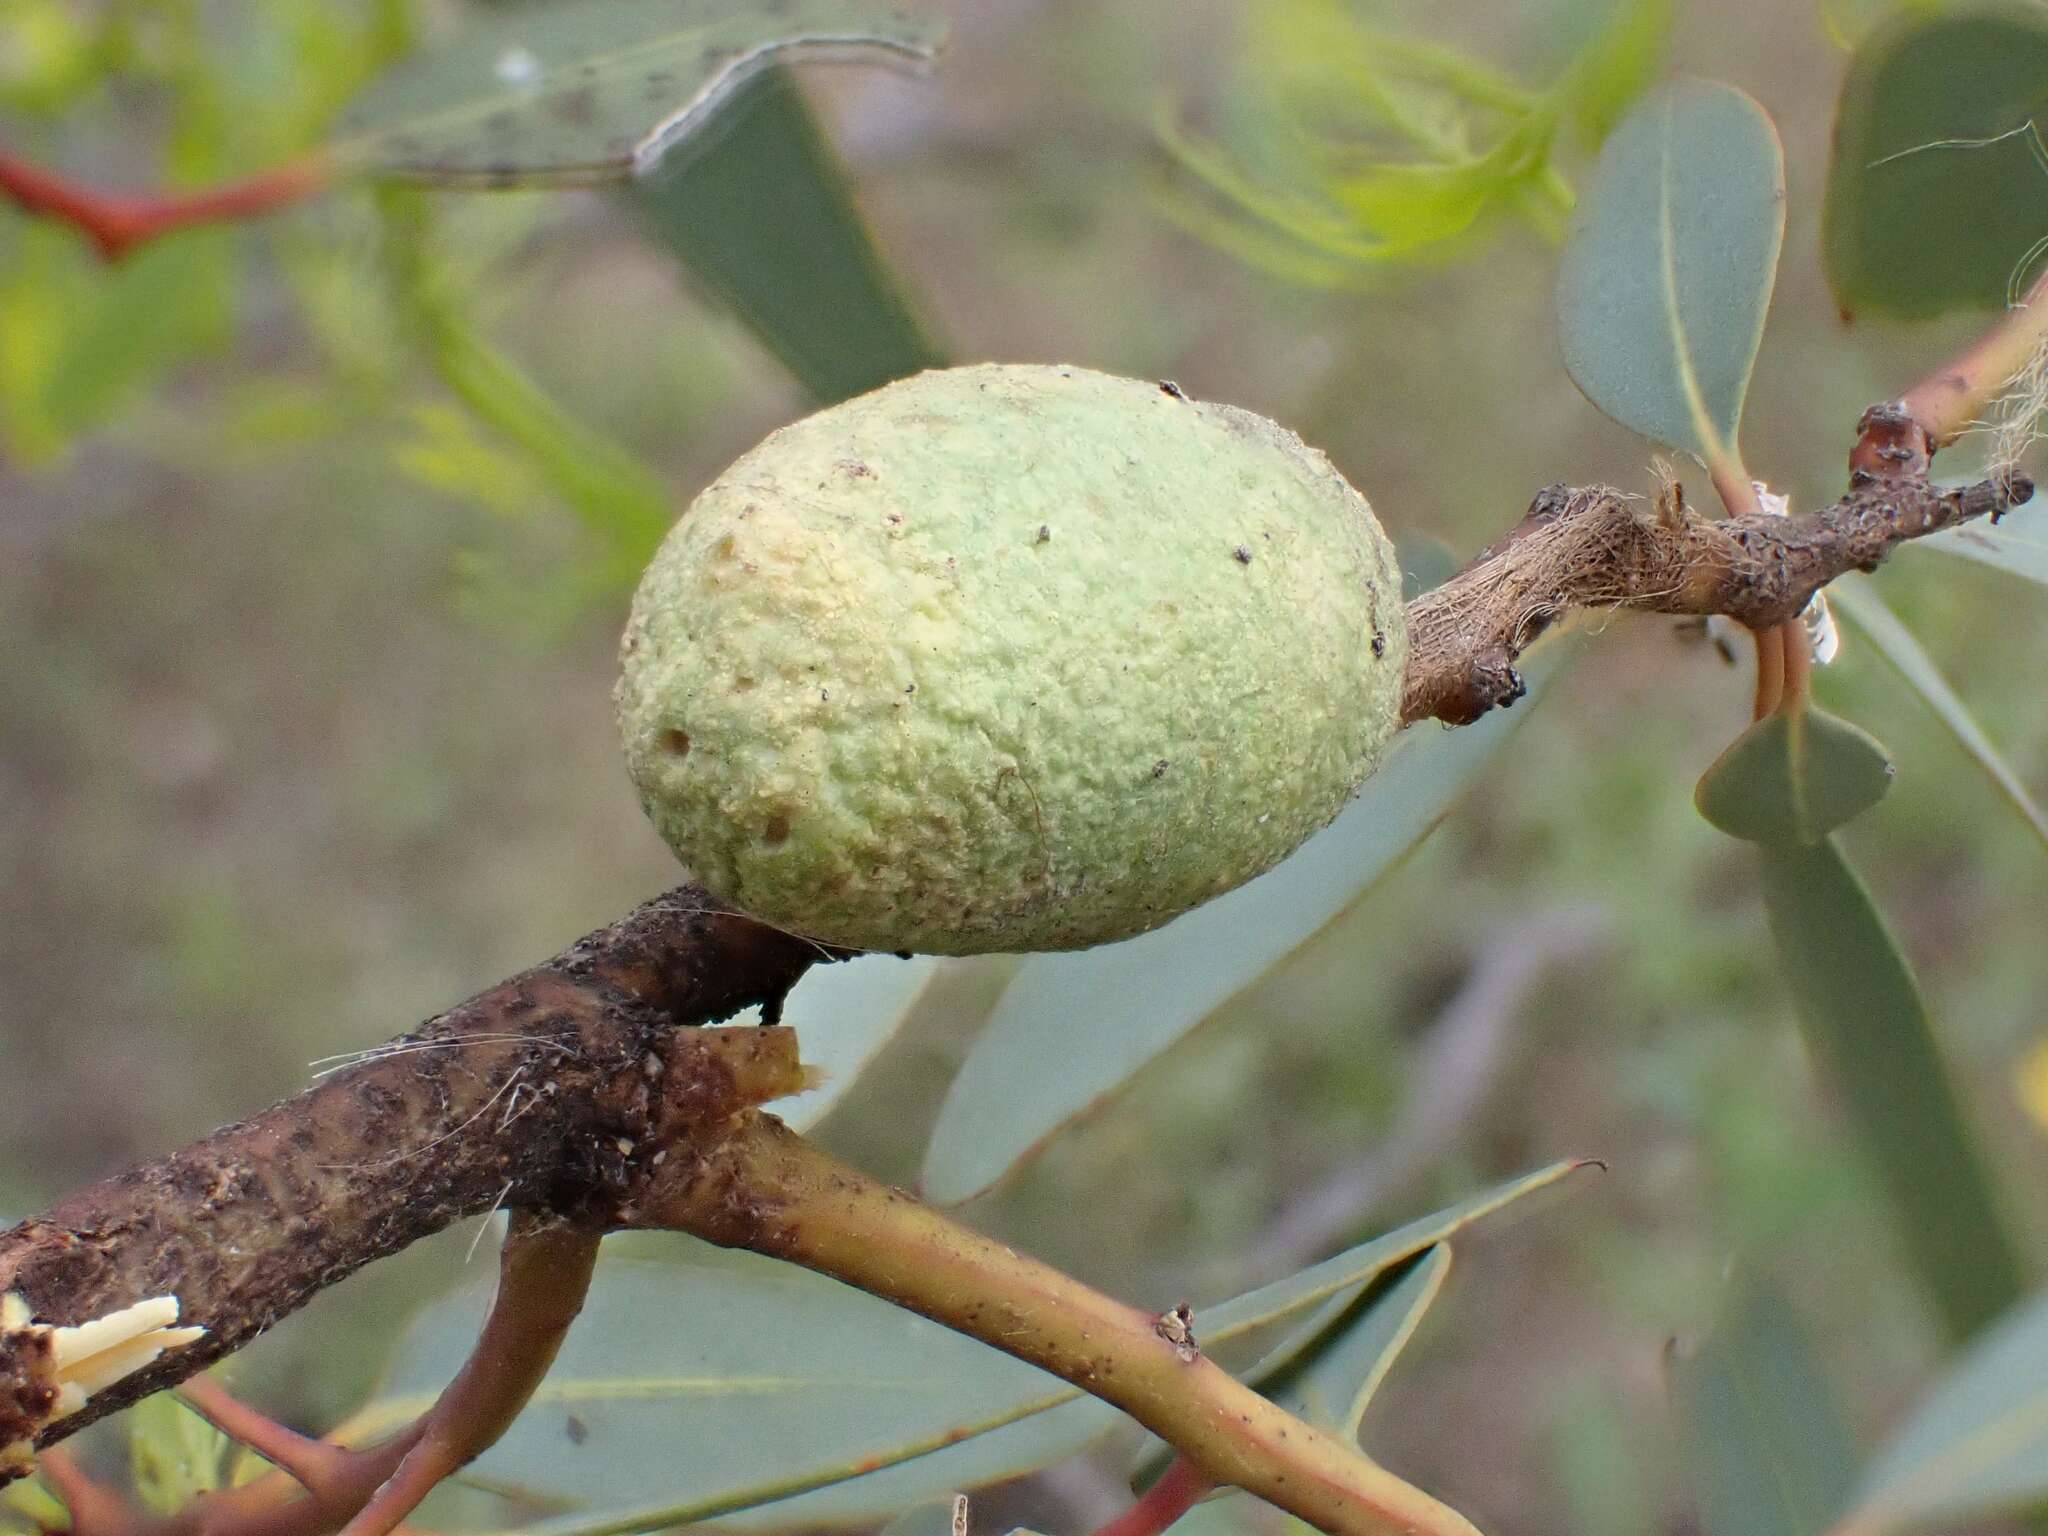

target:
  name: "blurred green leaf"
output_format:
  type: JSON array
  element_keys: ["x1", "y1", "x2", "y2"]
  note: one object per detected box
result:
[
  {"x1": 1823, "y1": 2, "x2": 2048, "y2": 317},
  {"x1": 920, "y1": 648, "x2": 1569, "y2": 1206},
  {"x1": 1157, "y1": 0, "x2": 1669, "y2": 281},
  {"x1": 628, "y1": 64, "x2": 942, "y2": 403},
  {"x1": 127, "y1": 1390, "x2": 233, "y2": 1518},
  {"x1": 349, "y1": 1166, "x2": 1573, "y2": 1536},
  {"x1": 1694, "y1": 704, "x2": 1894, "y2": 845},
  {"x1": 332, "y1": 0, "x2": 942, "y2": 186},
  {"x1": 765, "y1": 954, "x2": 943, "y2": 1132},
  {"x1": 0, "y1": 223, "x2": 233, "y2": 460},
  {"x1": 1677, "y1": 1284, "x2": 1857, "y2": 1536},
  {"x1": 1830, "y1": 576, "x2": 2048, "y2": 852},
  {"x1": 1556, "y1": 78, "x2": 1783, "y2": 469},
  {"x1": 1757, "y1": 836, "x2": 2024, "y2": 1341},
  {"x1": 1838, "y1": 1286, "x2": 2048, "y2": 1533},
  {"x1": 1916, "y1": 496, "x2": 2048, "y2": 586},
  {"x1": 378, "y1": 189, "x2": 674, "y2": 588}
]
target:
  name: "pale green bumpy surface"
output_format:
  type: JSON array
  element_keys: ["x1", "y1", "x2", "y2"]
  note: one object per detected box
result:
[{"x1": 616, "y1": 364, "x2": 1407, "y2": 954}]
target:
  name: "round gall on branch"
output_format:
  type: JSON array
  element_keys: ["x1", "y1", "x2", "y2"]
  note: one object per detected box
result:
[{"x1": 616, "y1": 364, "x2": 1407, "y2": 955}]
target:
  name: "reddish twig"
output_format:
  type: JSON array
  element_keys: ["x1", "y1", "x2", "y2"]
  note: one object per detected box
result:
[
  {"x1": 337, "y1": 1215, "x2": 600, "y2": 1536},
  {"x1": 1091, "y1": 1458, "x2": 1217, "y2": 1536},
  {"x1": 0, "y1": 147, "x2": 331, "y2": 261},
  {"x1": 1894, "y1": 265, "x2": 2048, "y2": 455}
]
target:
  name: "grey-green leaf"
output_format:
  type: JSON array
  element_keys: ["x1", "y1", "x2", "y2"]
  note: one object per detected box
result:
[
  {"x1": 1693, "y1": 704, "x2": 1894, "y2": 845},
  {"x1": 1916, "y1": 496, "x2": 2048, "y2": 587},
  {"x1": 350, "y1": 1165, "x2": 1576, "y2": 1536},
  {"x1": 1823, "y1": 2, "x2": 2048, "y2": 317},
  {"x1": 1556, "y1": 78, "x2": 1784, "y2": 467},
  {"x1": 920, "y1": 649, "x2": 1567, "y2": 1206},
  {"x1": 1677, "y1": 1284, "x2": 1857, "y2": 1536},
  {"x1": 330, "y1": 0, "x2": 943, "y2": 186},
  {"x1": 1830, "y1": 576, "x2": 2048, "y2": 852},
  {"x1": 766, "y1": 953, "x2": 943, "y2": 1132},
  {"x1": 1757, "y1": 837, "x2": 2023, "y2": 1341},
  {"x1": 1840, "y1": 1286, "x2": 2048, "y2": 1533},
  {"x1": 626, "y1": 64, "x2": 943, "y2": 403}
]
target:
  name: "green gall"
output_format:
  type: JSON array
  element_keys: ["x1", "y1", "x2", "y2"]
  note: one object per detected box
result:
[{"x1": 616, "y1": 364, "x2": 1406, "y2": 955}]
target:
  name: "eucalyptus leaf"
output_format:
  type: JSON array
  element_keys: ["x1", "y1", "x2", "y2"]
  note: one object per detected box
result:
[
  {"x1": 1823, "y1": 2, "x2": 2048, "y2": 316},
  {"x1": 920, "y1": 649, "x2": 1568, "y2": 1207},
  {"x1": 1830, "y1": 576, "x2": 2048, "y2": 852},
  {"x1": 766, "y1": 953, "x2": 942, "y2": 1132},
  {"x1": 1840, "y1": 1286, "x2": 2048, "y2": 1533},
  {"x1": 1916, "y1": 500, "x2": 2048, "y2": 587},
  {"x1": 1676, "y1": 1284, "x2": 1857, "y2": 1536},
  {"x1": 331, "y1": 0, "x2": 942, "y2": 186},
  {"x1": 1757, "y1": 837, "x2": 2023, "y2": 1341},
  {"x1": 627, "y1": 64, "x2": 943, "y2": 403},
  {"x1": 1556, "y1": 78, "x2": 1784, "y2": 468},
  {"x1": 346, "y1": 1165, "x2": 1575, "y2": 1536},
  {"x1": 1693, "y1": 704, "x2": 1894, "y2": 845}
]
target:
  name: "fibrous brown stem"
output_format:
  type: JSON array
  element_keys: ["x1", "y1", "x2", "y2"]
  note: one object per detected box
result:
[
  {"x1": 1399, "y1": 469, "x2": 2032, "y2": 727},
  {"x1": 0, "y1": 889, "x2": 826, "y2": 1444}
]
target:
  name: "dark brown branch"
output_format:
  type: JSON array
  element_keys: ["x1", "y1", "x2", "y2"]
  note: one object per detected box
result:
[
  {"x1": 0, "y1": 889, "x2": 828, "y2": 1450},
  {"x1": 1400, "y1": 469, "x2": 2033, "y2": 727}
]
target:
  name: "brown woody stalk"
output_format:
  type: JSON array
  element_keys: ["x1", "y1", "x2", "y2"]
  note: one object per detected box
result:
[{"x1": 1400, "y1": 468, "x2": 2031, "y2": 727}]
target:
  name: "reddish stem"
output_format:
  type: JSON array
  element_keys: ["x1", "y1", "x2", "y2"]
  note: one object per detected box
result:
[
  {"x1": 1896, "y1": 264, "x2": 2048, "y2": 453},
  {"x1": 1091, "y1": 1458, "x2": 1217, "y2": 1536},
  {"x1": 0, "y1": 146, "x2": 331, "y2": 261},
  {"x1": 1751, "y1": 624, "x2": 1787, "y2": 722}
]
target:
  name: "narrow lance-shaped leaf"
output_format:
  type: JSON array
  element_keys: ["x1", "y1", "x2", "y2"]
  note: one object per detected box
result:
[
  {"x1": 1757, "y1": 837, "x2": 2024, "y2": 1341},
  {"x1": 1836, "y1": 1286, "x2": 2048, "y2": 1535},
  {"x1": 1676, "y1": 1283, "x2": 1858, "y2": 1536},
  {"x1": 1556, "y1": 78, "x2": 1784, "y2": 471},
  {"x1": 1823, "y1": 2, "x2": 2048, "y2": 317},
  {"x1": 330, "y1": 0, "x2": 943, "y2": 186},
  {"x1": 342, "y1": 1165, "x2": 1578, "y2": 1536},
  {"x1": 764, "y1": 953, "x2": 943, "y2": 1133},
  {"x1": 627, "y1": 63, "x2": 943, "y2": 403},
  {"x1": 1916, "y1": 493, "x2": 2048, "y2": 588},
  {"x1": 1829, "y1": 576, "x2": 2048, "y2": 854},
  {"x1": 920, "y1": 646, "x2": 1570, "y2": 1207}
]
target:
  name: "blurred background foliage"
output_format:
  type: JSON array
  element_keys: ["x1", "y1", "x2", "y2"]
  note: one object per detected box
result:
[{"x1": 4, "y1": 2, "x2": 2048, "y2": 1534}]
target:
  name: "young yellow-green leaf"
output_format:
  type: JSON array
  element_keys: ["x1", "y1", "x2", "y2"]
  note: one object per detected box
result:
[
  {"x1": 1694, "y1": 704, "x2": 1894, "y2": 845},
  {"x1": 1823, "y1": 3, "x2": 2048, "y2": 317},
  {"x1": 1830, "y1": 576, "x2": 2048, "y2": 853},
  {"x1": 920, "y1": 649, "x2": 1568, "y2": 1207},
  {"x1": 348, "y1": 1165, "x2": 1575, "y2": 1536},
  {"x1": 1838, "y1": 1286, "x2": 2048, "y2": 1533},
  {"x1": 1758, "y1": 837, "x2": 2024, "y2": 1341},
  {"x1": 330, "y1": 0, "x2": 942, "y2": 186},
  {"x1": 1557, "y1": 78, "x2": 1784, "y2": 468},
  {"x1": 1677, "y1": 1284, "x2": 1857, "y2": 1536},
  {"x1": 627, "y1": 64, "x2": 943, "y2": 403}
]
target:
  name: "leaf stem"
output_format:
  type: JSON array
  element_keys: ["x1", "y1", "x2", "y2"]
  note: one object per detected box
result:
[{"x1": 638, "y1": 1115, "x2": 1482, "y2": 1536}]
